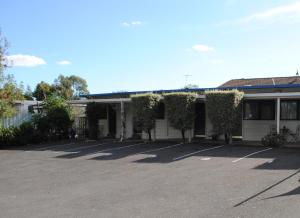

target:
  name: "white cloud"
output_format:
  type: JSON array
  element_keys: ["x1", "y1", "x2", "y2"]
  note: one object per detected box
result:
[
  {"x1": 239, "y1": 1, "x2": 300, "y2": 23},
  {"x1": 57, "y1": 60, "x2": 71, "y2": 65},
  {"x1": 192, "y1": 44, "x2": 215, "y2": 52},
  {"x1": 4, "y1": 54, "x2": 46, "y2": 67},
  {"x1": 122, "y1": 21, "x2": 143, "y2": 27}
]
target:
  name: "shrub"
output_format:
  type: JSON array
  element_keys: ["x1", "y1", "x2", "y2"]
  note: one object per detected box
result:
[
  {"x1": 163, "y1": 92, "x2": 197, "y2": 141},
  {"x1": 0, "y1": 122, "x2": 38, "y2": 147},
  {"x1": 261, "y1": 133, "x2": 286, "y2": 147},
  {"x1": 205, "y1": 90, "x2": 244, "y2": 144},
  {"x1": 131, "y1": 93, "x2": 161, "y2": 140}
]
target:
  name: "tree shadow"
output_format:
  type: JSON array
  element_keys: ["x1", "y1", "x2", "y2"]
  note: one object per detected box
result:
[{"x1": 234, "y1": 169, "x2": 300, "y2": 207}]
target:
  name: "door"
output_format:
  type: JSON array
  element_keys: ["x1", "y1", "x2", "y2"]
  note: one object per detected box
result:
[
  {"x1": 108, "y1": 105, "x2": 117, "y2": 137},
  {"x1": 194, "y1": 102, "x2": 206, "y2": 136}
]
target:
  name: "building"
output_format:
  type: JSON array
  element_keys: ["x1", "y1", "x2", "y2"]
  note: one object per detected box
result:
[
  {"x1": 70, "y1": 76, "x2": 300, "y2": 142},
  {"x1": 0, "y1": 100, "x2": 39, "y2": 128}
]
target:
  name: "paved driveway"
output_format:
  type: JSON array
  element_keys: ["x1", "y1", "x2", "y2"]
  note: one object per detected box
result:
[{"x1": 1, "y1": 140, "x2": 300, "y2": 218}]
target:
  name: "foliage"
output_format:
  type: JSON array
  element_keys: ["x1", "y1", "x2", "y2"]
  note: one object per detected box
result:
[
  {"x1": 131, "y1": 93, "x2": 161, "y2": 140},
  {"x1": 23, "y1": 85, "x2": 34, "y2": 100},
  {"x1": 85, "y1": 102, "x2": 106, "y2": 139},
  {"x1": 33, "y1": 75, "x2": 89, "y2": 100},
  {"x1": 205, "y1": 90, "x2": 244, "y2": 144},
  {"x1": 53, "y1": 75, "x2": 89, "y2": 100},
  {"x1": 0, "y1": 32, "x2": 24, "y2": 118},
  {"x1": 0, "y1": 122, "x2": 36, "y2": 147},
  {"x1": 41, "y1": 95, "x2": 73, "y2": 139},
  {"x1": 163, "y1": 92, "x2": 197, "y2": 140},
  {"x1": 184, "y1": 84, "x2": 199, "y2": 89},
  {"x1": 261, "y1": 133, "x2": 286, "y2": 147},
  {"x1": 33, "y1": 81, "x2": 55, "y2": 101}
]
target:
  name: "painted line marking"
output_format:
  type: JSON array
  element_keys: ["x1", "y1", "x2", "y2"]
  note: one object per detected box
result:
[
  {"x1": 173, "y1": 145, "x2": 224, "y2": 161},
  {"x1": 136, "y1": 143, "x2": 183, "y2": 155},
  {"x1": 84, "y1": 142, "x2": 146, "y2": 157},
  {"x1": 64, "y1": 141, "x2": 116, "y2": 152},
  {"x1": 33, "y1": 142, "x2": 76, "y2": 151},
  {"x1": 232, "y1": 148, "x2": 273, "y2": 163},
  {"x1": 201, "y1": 157, "x2": 211, "y2": 161}
]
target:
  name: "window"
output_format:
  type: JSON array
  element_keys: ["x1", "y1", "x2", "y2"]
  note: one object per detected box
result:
[
  {"x1": 281, "y1": 100, "x2": 298, "y2": 120},
  {"x1": 155, "y1": 102, "x2": 165, "y2": 119},
  {"x1": 244, "y1": 101, "x2": 259, "y2": 120},
  {"x1": 243, "y1": 100, "x2": 275, "y2": 120},
  {"x1": 260, "y1": 101, "x2": 275, "y2": 120}
]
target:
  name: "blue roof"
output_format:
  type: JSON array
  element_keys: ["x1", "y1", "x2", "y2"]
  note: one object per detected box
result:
[{"x1": 81, "y1": 83, "x2": 300, "y2": 98}]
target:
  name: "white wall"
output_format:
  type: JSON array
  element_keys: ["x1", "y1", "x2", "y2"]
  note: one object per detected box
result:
[
  {"x1": 98, "y1": 119, "x2": 108, "y2": 137},
  {"x1": 242, "y1": 120, "x2": 276, "y2": 141}
]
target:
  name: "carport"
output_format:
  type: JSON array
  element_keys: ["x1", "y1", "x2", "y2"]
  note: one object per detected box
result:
[{"x1": 69, "y1": 98, "x2": 131, "y2": 141}]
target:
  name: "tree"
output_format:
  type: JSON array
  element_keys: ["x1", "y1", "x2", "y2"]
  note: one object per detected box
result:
[
  {"x1": 33, "y1": 95, "x2": 73, "y2": 140},
  {"x1": 205, "y1": 90, "x2": 244, "y2": 144},
  {"x1": 0, "y1": 32, "x2": 24, "y2": 118},
  {"x1": 131, "y1": 93, "x2": 161, "y2": 140},
  {"x1": 33, "y1": 81, "x2": 55, "y2": 101},
  {"x1": 53, "y1": 75, "x2": 89, "y2": 99},
  {"x1": 164, "y1": 92, "x2": 197, "y2": 141},
  {"x1": 23, "y1": 85, "x2": 34, "y2": 100},
  {"x1": 184, "y1": 84, "x2": 199, "y2": 89}
]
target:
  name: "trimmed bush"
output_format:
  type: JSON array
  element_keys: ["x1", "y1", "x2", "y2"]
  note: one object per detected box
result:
[
  {"x1": 261, "y1": 133, "x2": 286, "y2": 147},
  {"x1": 131, "y1": 93, "x2": 161, "y2": 140},
  {"x1": 164, "y1": 92, "x2": 197, "y2": 141},
  {"x1": 205, "y1": 90, "x2": 244, "y2": 144}
]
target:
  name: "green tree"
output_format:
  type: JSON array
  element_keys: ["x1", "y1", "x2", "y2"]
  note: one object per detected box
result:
[
  {"x1": 53, "y1": 75, "x2": 89, "y2": 99},
  {"x1": 33, "y1": 81, "x2": 55, "y2": 101},
  {"x1": 164, "y1": 92, "x2": 197, "y2": 141},
  {"x1": 23, "y1": 85, "x2": 34, "y2": 100},
  {"x1": 184, "y1": 84, "x2": 199, "y2": 89},
  {"x1": 205, "y1": 90, "x2": 244, "y2": 144},
  {"x1": 131, "y1": 93, "x2": 161, "y2": 140},
  {"x1": 0, "y1": 32, "x2": 24, "y2": 118},
  {"x1": 33, "y1": 95, "x2": 73, "y2": 140}
]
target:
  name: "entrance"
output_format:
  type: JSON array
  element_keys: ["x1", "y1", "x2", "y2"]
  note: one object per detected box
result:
[
  {"x1": 108, "y1": 105, "x2": 117, "y2": 137},
  {"x1": 194, "y1": 102, "x2": 206, "y2": 137}
]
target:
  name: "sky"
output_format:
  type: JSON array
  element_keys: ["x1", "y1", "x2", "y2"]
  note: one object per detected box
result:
[{"x1": 1, "y1": 0, "x2": 300, "y2": 94}]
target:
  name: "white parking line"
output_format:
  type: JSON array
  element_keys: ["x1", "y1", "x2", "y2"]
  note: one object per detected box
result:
[
  {"x1": 136, "y1": 143, "x2": 183, "y2": 155},
  {"x1": 173, "y1": 145, "x2": 224, "y2": 161},
  {"x1": 232, "y1": 147, "x2": 273, "y2": 163},
  {"x1": 64, "y1": 141, "x2": 116, "y2": 152},
  {"x1": 33, "y1": 142, "x2": 76, "y2": 151},
  {"x1": 83, "y1": 142, "x2": 146, "y2": 158}
]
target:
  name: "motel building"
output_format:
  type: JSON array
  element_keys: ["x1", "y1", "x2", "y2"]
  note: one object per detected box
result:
[{"x1": 70, "y1": 76, "x2": 300, "y2": 143}]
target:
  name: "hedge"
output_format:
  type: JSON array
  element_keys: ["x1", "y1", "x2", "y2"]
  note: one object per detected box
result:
[
  {"x1": 163, "y1": 92, "x2": 197, "y2": 141},
  {"x1": 205, "y1": 90, "x2": 243, "y2": 144},
  {"x1": 131, "y1": 93, "x2": 161, "y2": 140}
]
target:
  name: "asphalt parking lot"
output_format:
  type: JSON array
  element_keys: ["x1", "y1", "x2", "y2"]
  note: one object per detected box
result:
[{"x1": 1, "y1": 140, "x2": 300, "y2": 218}]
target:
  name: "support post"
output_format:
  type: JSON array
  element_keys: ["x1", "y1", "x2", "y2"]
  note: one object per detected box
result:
[
  {"x1": 120, "y1": 101, "x2": 126, "y2": 142},
  {"x1": 276, "y1": 98, "x2": 280, "y2": 134}
]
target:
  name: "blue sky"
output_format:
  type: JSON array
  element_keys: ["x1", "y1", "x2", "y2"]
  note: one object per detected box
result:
[{"x1": 1, "y1": 0, "x2": 300, "y2": 93}]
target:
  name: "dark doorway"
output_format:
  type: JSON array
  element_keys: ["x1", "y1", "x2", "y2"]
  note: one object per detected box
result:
[
  {"x1": 194, "y1": 102, "x2": 206, "y2": 136},
  {"x1": 108, "y1": 105, "x2": 117, "y2": 137}
]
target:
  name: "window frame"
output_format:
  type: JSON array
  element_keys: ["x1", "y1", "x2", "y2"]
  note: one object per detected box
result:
[
  {"x1": 280, "y1": 100, "x2": 300, "y2": 120},
  {"x1": 243, "y1": 100, "x2": 275, "y2": 121}
]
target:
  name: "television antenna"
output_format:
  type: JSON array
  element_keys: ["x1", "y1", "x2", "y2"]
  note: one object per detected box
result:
[{"x1": 184, "y1": 74, "x2": 192, "y2": 86}]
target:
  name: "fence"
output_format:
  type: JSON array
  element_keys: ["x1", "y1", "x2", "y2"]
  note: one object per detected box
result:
[{"x1": 0, "y1": 112, "x2": 32, "y2": 128}]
